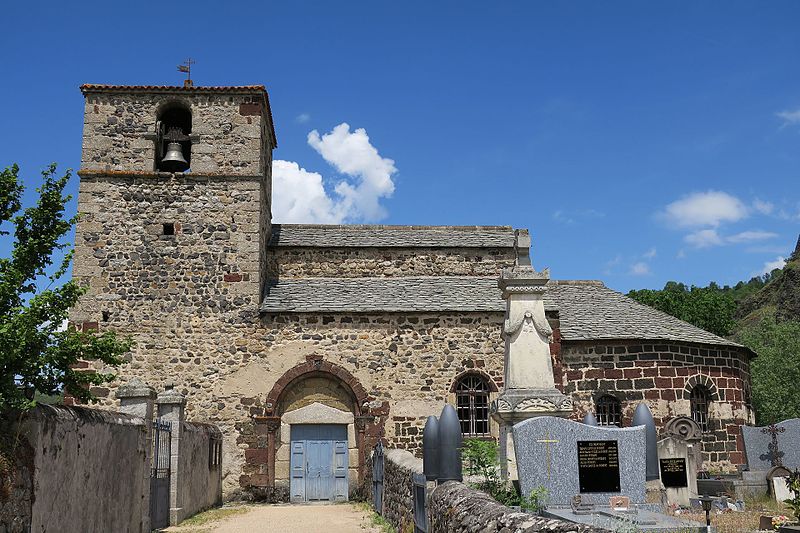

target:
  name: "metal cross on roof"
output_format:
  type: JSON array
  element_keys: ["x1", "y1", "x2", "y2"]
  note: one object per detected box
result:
[{"x1": 761, "y1": 424, "x2": 786, "y2": 467}]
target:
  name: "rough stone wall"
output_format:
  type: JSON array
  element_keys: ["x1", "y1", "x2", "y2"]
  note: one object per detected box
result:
[
  {"x1": 0, "y1": 413, "x2": 34, "y2": 533},
  {"x1": 0, "y1": 405, "x2": 149, "y2": 533},
  {"x1": 81, "y1": 305, "x2": 503, "y2": 498},
  {"x1": 429, "y1": 481, "x2": 601, "y2": 533},
  {"x1": 382, "y1": 449, "x2": 422, "y2": 533},
  {"x1": 80, "y1": 91, "x2": 271, "y2": 175},
  {"x1": 557, "y1": 339, "x2": 753, "y2": 471},
  {"x1": 179, "y1": 422, "x2": 223, "y2": 520},
  {"x1": 267, "y1": 248, "x2": 516, "y2": 278}
]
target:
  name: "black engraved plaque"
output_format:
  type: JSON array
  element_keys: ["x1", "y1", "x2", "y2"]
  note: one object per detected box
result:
[
  {"x1": 659, "y1": 458, "x2": 688, "y2": 488},
  {"x1": 577, "y1": 440, "x2": 621, "y2": 493}
]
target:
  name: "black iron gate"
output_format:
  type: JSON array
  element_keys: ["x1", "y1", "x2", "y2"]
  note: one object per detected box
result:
[
  {"x1": 372, "y1": 442, "x2": 384, "y2": 514},
  {"x1": 150, "y1": 419, "x2": 172, "y2": 530},
  {"x1": 412, "y1": 472, "x2": 428, "y2": 533}
]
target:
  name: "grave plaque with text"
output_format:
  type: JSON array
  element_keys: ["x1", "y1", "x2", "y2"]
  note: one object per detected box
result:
[
  {"x1": 659, "y1": 458, "x2": 688, "y2": 488},
  {"x1": 577, "y1": 440, "x2": 621, "y2": 493}
]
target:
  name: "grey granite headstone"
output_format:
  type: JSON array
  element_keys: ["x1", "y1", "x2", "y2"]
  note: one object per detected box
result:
[
  {"x1": 742, "y1": 418, "x2": 800, "y2": 471},
  {"x1": 513, "y1": 416, "x2": 646, "y2": 506}
]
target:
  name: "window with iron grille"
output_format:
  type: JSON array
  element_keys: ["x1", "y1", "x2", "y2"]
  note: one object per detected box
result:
[
  {"x1": 596, "y1": 394, "x2": 622, "y2": 427},
  {"x1": 690, "y1": 385, "x2": 710, "y2": 432},
  {"x1": 456, "y1": 375, "x2": 490, "y2": 437}
]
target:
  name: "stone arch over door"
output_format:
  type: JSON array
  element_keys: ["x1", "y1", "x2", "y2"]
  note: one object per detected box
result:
[{"x1": 258, "y1": 355, "x2": 377, "y2": 500}]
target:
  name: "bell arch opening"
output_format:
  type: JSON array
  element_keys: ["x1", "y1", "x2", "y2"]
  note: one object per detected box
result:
[{"x1": 155, "y1": 101, "x2": 192, "y2": 172}]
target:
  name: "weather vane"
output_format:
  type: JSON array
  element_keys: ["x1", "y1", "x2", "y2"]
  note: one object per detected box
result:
[{"x1": 177, "y1": 58, "x2": 195, "y2": 87}]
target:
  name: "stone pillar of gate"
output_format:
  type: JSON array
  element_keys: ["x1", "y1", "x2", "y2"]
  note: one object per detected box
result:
[
  {"x1": 157, "y1": 384, "x2": 186, "y2": 526},
  {"x1": 117, "y1": 378, "x2": 156, "y2": 533}
]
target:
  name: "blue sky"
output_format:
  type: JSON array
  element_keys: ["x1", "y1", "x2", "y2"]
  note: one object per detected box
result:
[{"x1": 1, "y1": 1, "x2": 798, "y2": 292}]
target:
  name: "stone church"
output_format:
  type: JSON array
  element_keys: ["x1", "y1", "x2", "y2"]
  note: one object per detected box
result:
[{"x1": 71, "y1": 83, "x2": 754, "y2": 501}]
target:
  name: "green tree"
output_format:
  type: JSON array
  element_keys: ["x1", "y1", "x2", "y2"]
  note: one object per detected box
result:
[
  {"x1": 628, "y1": 283, "x2": 736, "y2": 337},
  {"x1": 736, "y1": 316, "x2": 800, "y2": 425},
  {"x1": 0, "y1": 164, "x2": 131, "y2": 410}
]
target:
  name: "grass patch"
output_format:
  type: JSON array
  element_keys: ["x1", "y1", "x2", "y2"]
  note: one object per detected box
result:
[
  {"x1": 678, "y1": 496, "x2": 790, "y2": 533},
  {"x1": 167, "y1": 505, "x2": 251, "y2": 530},
  {"x1": 354, "y1": 501, "x2": 396, "y2": 533}
]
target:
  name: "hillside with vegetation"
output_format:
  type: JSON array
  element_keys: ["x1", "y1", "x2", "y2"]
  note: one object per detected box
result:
[{"x1": 627, "y1": 236, "x2": 800, "y2": 425}]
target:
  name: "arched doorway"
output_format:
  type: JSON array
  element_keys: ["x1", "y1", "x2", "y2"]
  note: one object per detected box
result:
[{"x1": 261, "y1": 355, "x2": 374, "y2": 502}]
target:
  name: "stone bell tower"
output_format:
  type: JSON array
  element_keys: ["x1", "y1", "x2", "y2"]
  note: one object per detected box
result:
[{"x1": 71, "y1": 84, "x2": 277, "y2": 347}]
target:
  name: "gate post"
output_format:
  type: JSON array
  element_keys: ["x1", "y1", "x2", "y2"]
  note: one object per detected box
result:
[
  {"x1": 117, "y1": 378, "x2": 156, "y2": 533},
  {"x1": 157, "y1": 384, "x2": 186, "y2": 526}
]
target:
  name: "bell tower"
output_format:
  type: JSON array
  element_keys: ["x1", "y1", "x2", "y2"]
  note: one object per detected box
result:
[{"x1": 72, "y1": 84, "x2": 277, "y2": 331}]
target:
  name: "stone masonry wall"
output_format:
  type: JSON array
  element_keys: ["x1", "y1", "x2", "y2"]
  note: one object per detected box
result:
[
  {"x1": 557, "y1": 339, "x2": 753, "y2": 471},
  {"x1": 267, "y1": 248, "x2": 516, "y2": 278},
  {"x1": 381, "y1": 449, "x2": 422, "y2": 533},
  {"x1": 81, "y1": 307, "x2": 504, "y2": 497},
  {"x1": 429, "y1": 481, "x2": 601, "y2": 533},
  {"x1": 80, "y1": 90, "x2": 272, "y2": 175}
]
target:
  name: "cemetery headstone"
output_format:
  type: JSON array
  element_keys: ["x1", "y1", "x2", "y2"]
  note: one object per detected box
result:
[
  {"x1": 657, "y1": 436, "x2": 698, "y2": 507},
  {"x1": 513, "y1": 415, "x2": 646, "y2": 506},
  {"x1": 742, "y1": 419, "x2": 800, "y2": 471},
  {"x1": 773, "y1": 476, "x2": 792, "y2": 503}
]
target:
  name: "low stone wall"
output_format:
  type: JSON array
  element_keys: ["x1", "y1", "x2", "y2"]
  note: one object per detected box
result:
[
  {"x1": 1, "y1": 405, "x2": 149, "y2": 533},
  {"x1": 382, "y1": 449, "x2": 423, "y2": 532},
  {"x1": 178, "y1": 422, "x2": 223, "y2": 520},
  {"x1": 429, "y1": 481, "x2": 603, "y2": 533}
]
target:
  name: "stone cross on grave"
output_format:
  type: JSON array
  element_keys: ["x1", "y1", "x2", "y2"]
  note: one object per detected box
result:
[
  {"x1": 762, "y1": 424, "x2": 786, "y2": 467},
  {"x1": 536, "y1": 431, "x2": 559, "y2": 480}
]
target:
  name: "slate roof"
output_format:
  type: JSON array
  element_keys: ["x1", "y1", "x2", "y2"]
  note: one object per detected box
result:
[
  {"x1": 268, "y1": 224, "x2": 517, "y2": 248},
  {"x1": 260, "y1": 277, "x2": 744, "y2": 349}
]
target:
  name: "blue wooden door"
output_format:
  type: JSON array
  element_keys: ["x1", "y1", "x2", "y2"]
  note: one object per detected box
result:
[{"x1": 290, "y1": 424, "x2": 349, "y2": 502}]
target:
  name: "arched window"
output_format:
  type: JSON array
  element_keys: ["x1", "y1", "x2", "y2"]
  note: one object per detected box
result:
[
  {"x1": 690, "y1": 385, "x2": 710, "y2": 432},
  {"x1": 596, "y1": 395, "x2": 622, "y2": 427},
  {"x1": 455, "y1": 375, "x2": 490, "y2": 437}
]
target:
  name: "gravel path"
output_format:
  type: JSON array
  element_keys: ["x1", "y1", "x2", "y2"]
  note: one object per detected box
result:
[{"x1": 165, "y1": 503, "x2": 385, "y2": 533}]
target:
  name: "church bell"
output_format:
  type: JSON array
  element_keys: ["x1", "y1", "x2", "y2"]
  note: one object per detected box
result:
[{"x1": 161, "y1": 142, "x2": 189, "y2": 172}]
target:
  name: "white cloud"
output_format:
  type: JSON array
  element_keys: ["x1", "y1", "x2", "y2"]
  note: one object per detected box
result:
[
  {"x1": 753, "y1": 256, "x2": 787, "y2": 277},
  {"x1": 753, "y1": 199, "x2": 774, "y2": 215},
  {"x1": 643, "y1": 247, "x2": 657, "y2": 259},
  {"x1": 662, "y1": 191, "x2": 748, "y2": 228},
  {"x1": 777, "y1": 109, "x2": 800, "y2": 126},
  {"x1": 552, "y1": 208, "x2": 604, "y2": 225},
  {"x1": 683, "y1": 229, "x2": 778, "y2": 248},
  {"x1": 630, "y1": 262, "x2": 651, "y2": 276},
  {"x1": 271, "y1": 160, "x2": 341, "y2": 223},
  {"x1": 295, "y1": 113, "x2": 311, "y2": 124},
  {"x1": 308, "y1": 123, "x2": 397, "y2": 222},
  {"x1": 684, "y1": 229, "x2": 724, "y2": 248},
  {"x1": 727, "y1": 230, "x2": 778, "y2": 244},
  {"x1": 272, "y1": 123, "x2": 397, "y2": 224}
]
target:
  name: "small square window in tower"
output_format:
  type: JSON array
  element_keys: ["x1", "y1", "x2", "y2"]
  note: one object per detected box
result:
[
  {"x1": 156, "y1": 103, "x2": 192, "y2": 172},
  {"x1": 455, "y1": 375, "x2": 490, "y2": 437},
  {"x1": 595, "y1": 394, "x2": 622, "y2": 427}
]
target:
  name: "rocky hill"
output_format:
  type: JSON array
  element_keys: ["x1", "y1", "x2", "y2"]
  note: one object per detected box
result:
[{"x1": 736, "y1": 236, "x2": 800, "y2": 324}]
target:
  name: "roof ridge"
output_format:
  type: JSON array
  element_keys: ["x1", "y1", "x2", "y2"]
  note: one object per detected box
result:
[
  {"x1": 547, "y1": 280, "x2": 605, "y2": 287},
  {"x1": 271, "y1": 223, "x2": 515, "y2": 231}
]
